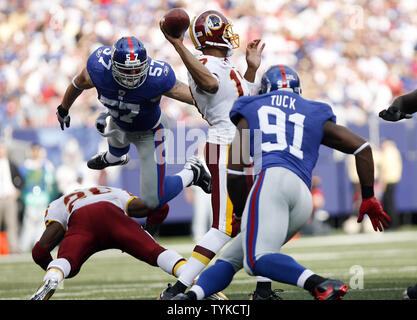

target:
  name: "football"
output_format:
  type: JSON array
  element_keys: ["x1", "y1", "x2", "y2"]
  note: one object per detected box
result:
[{"x1": 161, "y1": 8, "x2": 190, "y2": 38}]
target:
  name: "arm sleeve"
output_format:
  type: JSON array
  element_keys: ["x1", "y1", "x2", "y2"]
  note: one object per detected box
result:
[{"x1": 32, "y1": 242, "x2": 53, "y2": 270}]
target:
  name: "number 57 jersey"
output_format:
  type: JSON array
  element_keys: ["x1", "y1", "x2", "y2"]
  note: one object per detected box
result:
[
  {"x1": 44, "y1": 186, "x2": 137, "y2": 231},
  {"x1": 230, "y1": 90, "x2": 336, "y2": 189},
  {"x1": 87, "y1": 46, "x2": 176, "y2": 131}
]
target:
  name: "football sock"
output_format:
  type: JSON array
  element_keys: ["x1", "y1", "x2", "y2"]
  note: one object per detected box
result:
[
  {"x1": 302, "y1": 273, "x2": 327, "y2": 293},
  {"x1": 192, "y1": 259, "x2": 235, "y2": 299},
  {"x1": 157, "y1": 249, "x2": 186, "y2": 277},
  {"x1": 105, "y1": 151, "x2": 123, "y2": 163},
  {"x1": 175, "y1": 168, "x2": 194, "y2": 188},
  {"x1": 159, "y1": 175, "x2": 185, "y2": 205},
  {"x1": 47, "y1": 258, "x2": 71, "y2": 279},
  {"x1": 177, "y1": 228, "x2": 231, "y2": 287},
  {"x1": 253, "y1": 253, "x2": 307, "y2": 286},
  {"x1": 43, "y1": 268, "x2": 64, "y2": 283}
]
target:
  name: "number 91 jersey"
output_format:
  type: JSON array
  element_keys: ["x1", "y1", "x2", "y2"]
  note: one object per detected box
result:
[
  {"x1": 230, "y1": 90, "x2": 336, "y2": 189},
  {"x1": 87, "y1": 46, "x2": 176, "y2": 131},
  {"x1": 189, "y1": 55, "x2": 250, "y2": 145},
  {"x1": 44, "y1": 186, "x2": 137, "y2": 231}
]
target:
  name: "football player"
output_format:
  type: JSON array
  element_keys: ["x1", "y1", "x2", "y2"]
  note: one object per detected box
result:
[
  {"x1": 30, "y1": 186, "x2": 187, "y2": 300},
  {"x1": 379, "y1": 90, "x2": 417, "y2": 300},
  {"x1": 56, "y1": 36, "x2": 211, "y2": 232},
  {"x1": 173, "y1": 65, "x2": 391, "y2": 300},
  {"x1": 159, "y1": 10, "x2": 276, "y2": 299},
  {"x1": 379, "y1": 89, "x2": 416, "y2": 121}
]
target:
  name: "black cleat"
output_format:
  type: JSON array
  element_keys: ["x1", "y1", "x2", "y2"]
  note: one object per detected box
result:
[
  {"x1": 403, "y1": 283, "x2": 417, "y2": 299},
  {"x1": 172, "y1": 292, "x2": 195, "y2": 300},
  {"x1": 185, "y1": 156, "x2": 211, "y2": 194},
  {"x1": 158, "y1": 284, "x2": 177, "y2": 300},
  {"x1": 87, "y1": 151, "x2": 129, "y2": 170},
  {"x1": 312, "y1": 278, "x2": 348, "y2": 300},
  {"x1": 249, "y1": 289, "x2": 283, "y2": 300}
]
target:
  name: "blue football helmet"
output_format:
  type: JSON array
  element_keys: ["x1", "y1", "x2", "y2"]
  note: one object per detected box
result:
[
  {"x1": 260, "y1": 65, "x2": 302, "y2": 95},
  {"x1": 111, "y1": 37, "x2": 149, "y2": 89}
]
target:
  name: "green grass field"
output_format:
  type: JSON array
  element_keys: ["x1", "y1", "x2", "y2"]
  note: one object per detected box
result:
[{"x1": 1, "y1": 228, "x2": 416, "y2": 300}]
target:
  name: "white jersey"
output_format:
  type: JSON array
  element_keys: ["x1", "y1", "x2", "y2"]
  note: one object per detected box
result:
[
  {"x1": 44, "y1": 186, "x2": 137, "y2": 231},
  {"x1": 188, "y1": 54, "x2": 251, "y2": 145}
]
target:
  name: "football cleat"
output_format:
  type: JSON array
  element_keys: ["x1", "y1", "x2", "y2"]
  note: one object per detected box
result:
[
  {"x1": 249, "y1": 289, "x2": 283, "y2": 300},
  {"x1": 206, "y1": 291, "x2": 229, "y2": 300},
  {"x1": 30, "y1": 278, "x2": 59, "y2": 300},
  {"x1": 403, "y1": 283, "x2": 417, "y2": 300},
  {"x1": 312, "y1": 278, "x2": 348, "y2": 300},
  {"x1": 158, "y1": 283, "x2": 177, "y2": 300},
  {"x1": 171, "y1": 292, "x2": 195, "y2": 300},
  {"x1": 184, "y1": 156, "x2": 212, "y2": 194},
  {"x1": 87, "y1": 151, "x2": 129, "y2": 170}
]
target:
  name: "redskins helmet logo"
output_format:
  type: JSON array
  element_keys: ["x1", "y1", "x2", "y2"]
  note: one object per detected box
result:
[{"x1": 205, "y1": 14, "x2": 222, "y2": 35}]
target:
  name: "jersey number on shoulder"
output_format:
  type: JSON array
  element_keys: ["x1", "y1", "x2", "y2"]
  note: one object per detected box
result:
[
  {"x1": 63, "y1": 187, "x2": 112, "y2": 212},
  {"x1": 98, "y1": 48, "x2": 112, "y2": 70},
  {"x1": 257, "y1": 106, "x2": 305, "y2": 159}
]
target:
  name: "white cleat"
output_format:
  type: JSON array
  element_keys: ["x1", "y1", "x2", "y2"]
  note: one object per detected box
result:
[{"x1": 30, "y1": 278, "x2": 59, "y2": 300}]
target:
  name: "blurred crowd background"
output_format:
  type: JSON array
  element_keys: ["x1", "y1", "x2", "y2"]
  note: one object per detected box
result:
[
  {"x1": 2, "y1": 0, "x2": 417, "y2": 131},
  {"x1": 1, "y1": 0, "x2": 417, "y2": 253}
]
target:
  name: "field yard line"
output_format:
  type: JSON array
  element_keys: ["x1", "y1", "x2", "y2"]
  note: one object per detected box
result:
[{"x1": 1, "y1": 230, "x2": 416, "y2": 264}]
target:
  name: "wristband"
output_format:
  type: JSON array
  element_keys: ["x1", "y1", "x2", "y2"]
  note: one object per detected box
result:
[
  {"x1": 57, "y1": 105, "x2": 69, "y2": 117},
  {"x1": 361, "y1": 186, "x2": 374, "y2": 199}
]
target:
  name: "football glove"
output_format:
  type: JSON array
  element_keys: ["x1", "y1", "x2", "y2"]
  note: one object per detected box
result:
[
  {"x1": 56, "y1": 105, "x2": 70, "y2": 130},
  {"x1": 379, "y1": 106, "x2": 412, "y2": 122},
  {"x1": 357, "y1": 197, "x2": 391, "y2": 232}
]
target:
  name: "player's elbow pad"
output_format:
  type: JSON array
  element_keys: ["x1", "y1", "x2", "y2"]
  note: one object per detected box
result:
[{"x1": 32, "y1": 242, "x2": 53, "y2": 270}]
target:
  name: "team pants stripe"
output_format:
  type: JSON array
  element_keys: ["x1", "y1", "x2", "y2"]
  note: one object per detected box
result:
[
  {"x1": 152, "y1": 124, "x2": 165, "y2": 202},
  {"x1": 246, "y1": 170, "x2": 266, "y2": 270},
  {"x1": 204, "y1": 142, "x2": 234, "y2": 236}
]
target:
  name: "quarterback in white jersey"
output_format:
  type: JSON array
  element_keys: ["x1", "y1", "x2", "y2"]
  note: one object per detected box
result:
[
  {"x1": 159, "y1": 10, "x2": 275, "y2": 300},
  {"x1": 189, "y1": 54, "x2": 251, "y2": 145}
]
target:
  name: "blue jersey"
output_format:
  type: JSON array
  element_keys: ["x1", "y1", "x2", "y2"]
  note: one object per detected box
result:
[
  {"x1": 230, "y1": 91, "x2": 336, "y2": 188},
  {"x1": 86, "y1": 46, "x2": 176, "y2": 131}
]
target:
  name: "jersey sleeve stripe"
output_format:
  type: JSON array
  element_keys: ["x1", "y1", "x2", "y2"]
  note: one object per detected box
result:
[{"x1": 125, "y1": 196, "x2": 138, "y2": 215}]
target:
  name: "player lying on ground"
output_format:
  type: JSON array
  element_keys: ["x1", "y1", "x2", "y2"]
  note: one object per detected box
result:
[
  {"x1": 173, "y1": 65, "x2": 391, "y2": 301},
  {"x1": 31, "y1": 186, "x2": 187, "y2": 300},
  {"x1": 56, "y1": 36, "x2": 211, "y2": 234}
]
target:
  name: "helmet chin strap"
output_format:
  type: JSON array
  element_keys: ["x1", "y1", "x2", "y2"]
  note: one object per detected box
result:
[{"x1": 204, "y1": 41, "x2": 234, "y2": 57}]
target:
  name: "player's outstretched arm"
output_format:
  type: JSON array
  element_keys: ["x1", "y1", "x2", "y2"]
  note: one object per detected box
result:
[
  {"x1": 163, "y1": 79, "x2": 195, "y2": 105},
  {"x1": 159, "y1": 20, "x2": 219, "y2": 94},
  {"x1": 32, "y1": 222, "x2": 65, "y2": 270},
  {"x1": 379, "y1": 89, "x2": 417, "y2": 121},
  {"x1": 57, "y1": 68, "x2": 95, "y2": 130},
  {"x1": 321, "y1": 121, "x2": 391, "y2": 231},
  {"x1": 244, "y1": 39, "x2": 265, "y2": 83}
]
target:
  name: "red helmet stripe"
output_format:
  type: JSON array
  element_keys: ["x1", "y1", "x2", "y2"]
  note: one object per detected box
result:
[
  {"x1": 127, "y1": 37, "x2": 135, "y2": 61},
  {"x1": 279, "y1": 65, "x2": 287, "y2": 88}
]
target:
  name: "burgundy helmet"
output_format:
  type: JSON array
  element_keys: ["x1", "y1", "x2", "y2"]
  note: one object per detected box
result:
[{"x1": 189, "y1": 10, "x2": 239, "y2": 56}]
